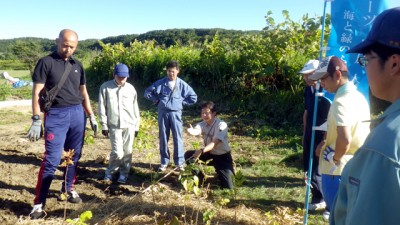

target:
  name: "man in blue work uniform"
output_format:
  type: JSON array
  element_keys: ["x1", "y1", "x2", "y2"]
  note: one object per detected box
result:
[
  {"x1": 144, "y1": 60, "x2": 197, "y2": 172},
  {"x1": 27, "y1": 29, "x2": 98, "y2": 219},
  {"x1": 331, "y1": 7, "x2": 400, "y2": 225}
]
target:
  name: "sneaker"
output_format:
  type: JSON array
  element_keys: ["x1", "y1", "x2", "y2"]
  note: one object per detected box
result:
[
  {"x1": 117, "y1": 175, "x2": 127, "y2": 184},
  {"x1": 102, "y1": 177, "x2": 112, "y2": 184},
  {"x1": 157, "y1": 164, "x2": 167, "y2": 172},
  {"x1": 58, "y1": 190, "x2": 82, "y2": 203},
  {"x1": 308, "y1": 201, "x2": 326, "y2": 211},
  {"x1": 176, "y1": 164, "x2": 185, "y2": 172},
  {"x1": 323, "y1": 210, "x2": 330, "y2": 221},
  {"x1": 103, "y1": 173, "x2": 112, "y2": 181},
  {"x1": 29, "y1": 204, "x2": 46, "y2": 219}
]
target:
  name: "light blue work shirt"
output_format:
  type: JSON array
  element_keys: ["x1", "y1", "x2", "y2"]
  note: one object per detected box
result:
[
  {"x1": 144, "y1": 77, "x2": 197, "y2": 111},
  {"x1": 331, "y1": 99, "x2": 400, "y2": 225}
]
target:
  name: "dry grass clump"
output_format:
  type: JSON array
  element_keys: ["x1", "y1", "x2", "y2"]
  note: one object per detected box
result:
[{"x1": 38, "y1": 182, "x2": 269, "y2": 225}]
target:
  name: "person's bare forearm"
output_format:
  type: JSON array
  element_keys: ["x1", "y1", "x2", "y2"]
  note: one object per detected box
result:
[
  {"x1": 334, "y1": 126, "x2": 351, "y2": 160},
  {"x1": 80, "y1": 85, "x2": 94, "y2": 115},
  {"x1": 31, "y1": 83, "x2": 44, "y2": 116}
]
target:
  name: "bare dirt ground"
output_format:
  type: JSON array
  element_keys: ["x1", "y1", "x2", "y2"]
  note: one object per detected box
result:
[{"x1": 0, "y1": 104, "x2": 267, "y2": 225}]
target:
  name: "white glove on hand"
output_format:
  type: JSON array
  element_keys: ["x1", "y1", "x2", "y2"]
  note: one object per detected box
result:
[
  {"x1": 187, "y1": 127, "x2": 201, "y2": 136},
  {"x1": 322, "y1": 146, "x2": 339, "y2": 174},
  {"x1": 89, "y1": 114, "x2": 98, "y2": 134},
  {"x1": 27, "y1": 120, "x2": 43, "y2": 141},
  {"x1": 325, "y1": 152, "x2": 336, "y2": 166}
]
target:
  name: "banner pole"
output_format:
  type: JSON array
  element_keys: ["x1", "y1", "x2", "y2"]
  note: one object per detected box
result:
[
  {"x1": 319, "y1": 0, "x2": 329, "y2": 60},
  {"x1": 303, "y1": 1, "x2": 329, "y2": 224}
]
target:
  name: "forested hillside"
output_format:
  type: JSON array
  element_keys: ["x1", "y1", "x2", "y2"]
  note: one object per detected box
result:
[{"x1": 0, "y1": 29, "x2": 259, "y2": 60}]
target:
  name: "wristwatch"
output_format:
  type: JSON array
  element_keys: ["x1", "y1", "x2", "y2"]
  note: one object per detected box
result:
[{"x1": 32, "y1": 115, "x2": 40, "y2": 120}]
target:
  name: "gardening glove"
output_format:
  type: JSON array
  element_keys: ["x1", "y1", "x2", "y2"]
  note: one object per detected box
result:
[
  {"x1": 187, "y1": 124, "x2": 201, "y2": 136},
  {"x1": 322, "y1": 146, "x2": 338, "y2": 174},
  {"x1": 89, "y1": 114, "x2": 98, "y2": 134},
  {"x1": 27, "y1": 120, "x2": 43, "y2": 141},
  {"x1": 102, "y1": 130, "x2": 109, "y2": 137}
]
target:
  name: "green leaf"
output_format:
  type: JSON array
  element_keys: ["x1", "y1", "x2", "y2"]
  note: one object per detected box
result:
[
  {"x1": 65, "y1": 218, "x2": 75, "y2": 224},
  {"x1": 193, "y1": 186, "x2": 201, "y2": 196},
  {"x1": 79, "y1": 211, "x2": 93, "y2": 223},
  {"x1": 193, "y1": 175, "x2": 199, "y2": 186},
  {"x1": 170, "y1": 216, "x2": 180, "y2": 225},
  {"x1": 182, "y1": 179, "x2": 188, "y2": 191}
]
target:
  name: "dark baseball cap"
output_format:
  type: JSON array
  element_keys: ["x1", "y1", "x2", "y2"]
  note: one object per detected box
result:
[
  {"x1": 114, "y1": 63, "x2": 129, "y2": 77},
  {"x1": 347, "y1": 7, "x2": 400, "y2": 53},
  {"x1": 309, "y1": 56, "x2": 348, "y2": 80}
]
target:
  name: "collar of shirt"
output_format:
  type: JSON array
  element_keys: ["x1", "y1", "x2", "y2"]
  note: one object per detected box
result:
[
  {"x1": 113, "y1": 79, "x2": 125, "y2": 87},
  {"x1": 168, "y1": 80, "x2": 176, "y2": 90},
  {"x1": 335, "y1": 81, "x2": 356, "y2": 98},
  {"x1": 373, "y1": 99, "x2": 400, "y2": 125},
  {"x1": 51, "y1": 51, "x2": 75, "y2": 64},
  {"x1": 163, "y1": 77, "x2": 179, "y2": 88}
]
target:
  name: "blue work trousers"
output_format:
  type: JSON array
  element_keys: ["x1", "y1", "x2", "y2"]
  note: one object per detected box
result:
[
  {"x1": 158, "y1": 109, "x2": 184, "y2": 166},
  {"x1": 34, "y1": 104, "x2": 85, "y2": 206},
  {"x1": 321, "y1": 174, "x2": 341, "y2": 212}
]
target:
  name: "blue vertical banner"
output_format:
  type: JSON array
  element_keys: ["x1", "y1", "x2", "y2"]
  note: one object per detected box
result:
[{"x1": 326, "y1": 0, "x2": 388, "y2": 102}]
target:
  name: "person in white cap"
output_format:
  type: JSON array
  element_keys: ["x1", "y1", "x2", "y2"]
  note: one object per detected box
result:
[
  {"x1": 309, "y1": 56, "x2": 370, "y2": 221},
  {"x1": 98, "y1": 63, "x2": 140, "y2": 184},
  {"x1": 331, "y1": 7, "x2": 400, "y2": 225},
  {"x1": 299, "y1": 60, "x2": 330, "y2": 211}
]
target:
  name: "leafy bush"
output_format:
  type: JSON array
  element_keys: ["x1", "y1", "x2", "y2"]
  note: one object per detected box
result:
[
  {"x1": 85, "y1": 11, "x2": 328, "y2": 129},
  {"x1": 0, "y1": 60, "x2": 27, "y2": 70}
]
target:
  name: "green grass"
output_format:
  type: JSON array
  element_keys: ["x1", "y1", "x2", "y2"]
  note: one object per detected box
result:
[
  {"x1": 138, "y1": 110, "x2": 329, "y2": 224},
  {"x1": 0, "y1": 69, "x2": 31, "y2": 79},
  {"x1": 228, "y1": 130, "x2": 327, "y2": 223}
]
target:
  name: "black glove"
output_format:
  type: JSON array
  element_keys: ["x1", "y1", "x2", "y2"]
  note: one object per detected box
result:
[
  {"x1": 135, "y1": 131, "x2": 139, "y2": 137},
  {"x1": 89, "y1": 114, "x2": 98, "y2": 134},
  {"x1": 102, "y1": 130, "x2": 109, "y2": 137}
]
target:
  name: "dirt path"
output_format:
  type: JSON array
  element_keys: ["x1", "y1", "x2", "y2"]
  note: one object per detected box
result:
[
  {"x1": 0, "y1": 105, "x2": 149, "y2": 224},
  {"x1": 0, "y1": 100, "x2": 31, "y2": 109},
  {"x1": 0, "y1": 105, "x2": 208, "y2": 224},
  {"x1": 0, "y1": 104, "x2": 269, "y2": 225}
]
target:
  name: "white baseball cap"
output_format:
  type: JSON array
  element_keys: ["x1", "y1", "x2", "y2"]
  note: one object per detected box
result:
[{"x1": 299, "y1": 59, "x2": 319, "y2": 74}]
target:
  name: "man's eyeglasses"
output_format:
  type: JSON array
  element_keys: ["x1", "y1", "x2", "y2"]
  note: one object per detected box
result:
[{"x1": 358, "y1": 56, "x2": 377, "y2": 67}]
